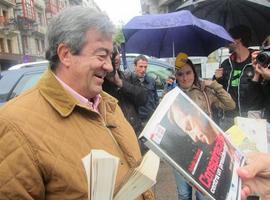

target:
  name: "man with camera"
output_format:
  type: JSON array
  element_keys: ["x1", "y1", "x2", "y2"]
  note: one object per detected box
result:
[
  {"x1": 103, "y1": 45, "x2": 148, "y2": 135},
  {"x1": 247, "y1": 35, "x2": 270, "y2": 122},
  {"x1": 214, "y1": 25, "x2": 255, "y2": 130}
]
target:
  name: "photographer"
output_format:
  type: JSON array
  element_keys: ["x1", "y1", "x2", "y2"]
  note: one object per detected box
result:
[
  {"x1": 103, "y1": 44, "x2": 148, "y2": 135},
  {"x1": 247, "y1": 35, "x2": 270, "y2": 122}
]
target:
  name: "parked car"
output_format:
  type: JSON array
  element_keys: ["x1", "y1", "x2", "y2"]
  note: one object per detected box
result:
[
  {"x1": 8, "y1": 60, "x2": 49, "y2": 70},
  {"x1": 0, "y1": 65, "x2": 47, "y2": 105}
]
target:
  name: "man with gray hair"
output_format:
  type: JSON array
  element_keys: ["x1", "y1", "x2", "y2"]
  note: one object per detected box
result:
[{"x1": 0, "y1": 6, "x2": 153, "y2": 200}]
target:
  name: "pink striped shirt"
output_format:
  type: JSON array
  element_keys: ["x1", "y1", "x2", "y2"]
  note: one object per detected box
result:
[{"x1": 54, "y1": 75, "x2": 101, "y2": 112}]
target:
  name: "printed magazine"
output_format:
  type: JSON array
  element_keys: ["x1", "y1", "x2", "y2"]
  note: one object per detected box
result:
[{"x1": 139, "y1": 87, "x2": 245, "y2": 200}]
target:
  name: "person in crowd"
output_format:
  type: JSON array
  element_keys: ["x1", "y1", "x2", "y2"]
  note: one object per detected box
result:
[
  {"x1": 103, "y1": 44, "x2": 148, "y2": 135},
  {"x1": 126, "y1": 55, "x2": 159, "y2": 124},
  {"x1": 0, "y1": 7, "x2": 153, "y2": 199},
  {"x1": 213, "y1": 25, "x2": 255, "y2": 130},
  {"x1": 247, "y1": 35, "x2": 270, "y2": 122},
  {"x1": 164, "y1": 52, "x2": 235, "y2": 200},
  {"x1": 238, "y1": 152, "x2": 270, "y2": 200}
]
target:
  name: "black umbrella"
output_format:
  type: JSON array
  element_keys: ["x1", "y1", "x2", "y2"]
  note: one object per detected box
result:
[{"x1": 177, "y1": 0, "x2": 270, "y2": 46}]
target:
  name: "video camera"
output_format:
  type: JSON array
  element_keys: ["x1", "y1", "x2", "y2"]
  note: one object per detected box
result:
[{"x1": 256, "y1": 46, "x2": 270, "y2": 67}]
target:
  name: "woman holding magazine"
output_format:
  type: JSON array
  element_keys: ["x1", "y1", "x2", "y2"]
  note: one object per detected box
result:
[{"x1": 163, "y1": 53, "x2": 236, "y2": 200}]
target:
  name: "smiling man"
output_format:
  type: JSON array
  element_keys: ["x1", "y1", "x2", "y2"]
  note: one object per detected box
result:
[{"x1": 0, "y1": 7, "x2": 153, "y2": 200}]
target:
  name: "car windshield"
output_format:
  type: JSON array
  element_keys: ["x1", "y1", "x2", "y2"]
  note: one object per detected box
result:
[{"x1": 8, "y1": 73, "x2": 43, "y2": 100}]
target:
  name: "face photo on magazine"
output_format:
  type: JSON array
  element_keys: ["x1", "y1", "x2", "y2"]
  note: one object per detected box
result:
[{"x1": 140, "y1": 88, "x2": 245, "y2": 200}]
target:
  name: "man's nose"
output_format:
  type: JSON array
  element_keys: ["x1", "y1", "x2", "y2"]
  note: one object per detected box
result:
[{"x1": 103, "y1": 57, "x2": 113, "y2": 72}]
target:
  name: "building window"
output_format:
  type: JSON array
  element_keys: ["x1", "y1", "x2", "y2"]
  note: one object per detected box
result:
[
  {"x1": 2, "y1": 10, "x2": 8, "y2": 24},
  {"x1": 22, "y1": 36, "x2": 29, "y2": 53},
  {"x1": 7, "y1": 39, "x2": 12, "y2": 53},
  {"x1": 23, "y1": 0, "x2": 35, "y2": 20},
  {"x1": 58, "y1": 0, "x2": 66, "y2": 10},
  {"x1": 37, "y1": 12, "x2": 43, "y2": 25},
  {"x1": 35, "y1": 38, "x2": 40, "y2": 52},
  {"x1": 46, "y1": 0, "x2": 58, "y2": 14},
  {"x1": 0, "y1": 38, "x2": 4, "y2": 52},
  {"x1": 41, "y1": 39, "x2": 45, "y2": 52}
]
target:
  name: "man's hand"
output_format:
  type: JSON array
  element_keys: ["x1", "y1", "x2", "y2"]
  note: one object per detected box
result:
[
  {"x1": 106, "y1": 71, "x2": 123, "y2": 87},
  {"x1": 251, "y1": 51, "x2": 270, "y2": 80},
  {"x1": 214, "y1": 68, "x2": 224, "y2": 79},
  {"x1": 166, "y1": 75, "x2": 176, "y2": 85},
  {"x1": 237, "y1": 152, "x2": 270, "y2": 200}
]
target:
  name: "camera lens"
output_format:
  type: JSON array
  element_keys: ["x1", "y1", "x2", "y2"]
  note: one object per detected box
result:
[{"x1": 256, "y1": 51, "x2": 270, "y2": 67}]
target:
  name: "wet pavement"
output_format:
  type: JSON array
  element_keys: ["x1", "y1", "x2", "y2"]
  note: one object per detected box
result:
[{"x1": 153, "y1": 160, "x2": 178, "y2": 200}]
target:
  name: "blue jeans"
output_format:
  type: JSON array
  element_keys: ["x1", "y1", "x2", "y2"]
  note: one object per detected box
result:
[{"x1": 173, "y1": 170, "x2": 205, "y2": 200}]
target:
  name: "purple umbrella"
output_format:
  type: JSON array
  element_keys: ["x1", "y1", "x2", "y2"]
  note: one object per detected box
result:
[{"x1": 122, "y1": 10, "x2": 233, "y2": 58}]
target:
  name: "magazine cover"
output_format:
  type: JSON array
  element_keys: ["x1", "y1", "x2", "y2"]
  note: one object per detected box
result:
[{"x1": 139, "y1": 87, "x2": 245, "y2": 200}]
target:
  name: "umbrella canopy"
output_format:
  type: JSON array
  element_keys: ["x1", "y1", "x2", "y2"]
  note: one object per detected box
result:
[
  {"x1": 177, "y1": 0, "x2": 270, "y2": 46},
  {"x1": 122, "y1": 10, "x2": 233, "y2": 58}
]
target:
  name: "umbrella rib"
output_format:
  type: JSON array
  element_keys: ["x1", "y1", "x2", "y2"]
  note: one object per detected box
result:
[{"x1": 159, "y1": 28, "x2": 170, "y2": 58}]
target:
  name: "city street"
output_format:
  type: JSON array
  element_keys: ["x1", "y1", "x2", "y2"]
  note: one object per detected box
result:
[{"x1": 154, "y1": 161, "x2": 178, "y2": 200}]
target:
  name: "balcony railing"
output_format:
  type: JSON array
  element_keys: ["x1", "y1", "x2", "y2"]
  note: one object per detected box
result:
[
  {"x1": 32, "y1": 24, "x2": 46, "y2": 35},
  {"x1": 1, "y1": 0, "x2": 16, "y2": 7}
]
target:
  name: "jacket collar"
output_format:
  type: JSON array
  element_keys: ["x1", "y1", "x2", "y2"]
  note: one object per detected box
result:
[
  {"x1": 37, "y1": 69, "x2": 118, "y2": 118},
  {"x1": 180, "y1": 84, "x2": 201, "y2": 92}
]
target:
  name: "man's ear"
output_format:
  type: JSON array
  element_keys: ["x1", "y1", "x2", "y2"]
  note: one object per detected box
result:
[{"x1": 57, "y1": 43, "x2": 72, "y2": 67}]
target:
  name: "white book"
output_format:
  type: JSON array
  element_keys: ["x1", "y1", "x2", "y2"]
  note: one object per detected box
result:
[
  {"x1": 82, "y1": 149, "x2": 159, "y2": 200},
  {"x1": 82, "y1": 149, "x2": 119, "y2": 200},
  {"x1": 114, "y1": 150, "x2": 160, "y2": 200}
]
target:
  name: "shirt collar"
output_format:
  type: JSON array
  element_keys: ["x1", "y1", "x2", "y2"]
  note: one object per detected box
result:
[{"x1": 54, "y1": 74, "x2": 101, "y2": 112}]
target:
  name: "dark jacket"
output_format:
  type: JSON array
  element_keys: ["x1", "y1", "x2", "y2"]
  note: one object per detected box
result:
[
  {"x1": 247, "y1": 79, "x2": 270, "y2": 122},
  {"x1": 124, "y1": 72, "x2": 159, "y2": 122},
  {"x1": 214, "y1": 50, "x2": 255, "y2": 118},
  {"x1": 103, "y1": 70, "x2": 148, "y2": 134}
]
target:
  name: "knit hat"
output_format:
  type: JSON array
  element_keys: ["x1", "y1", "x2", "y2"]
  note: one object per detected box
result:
[{"x1": 175, "y1": 53, "x2": 188, "y2": 70}]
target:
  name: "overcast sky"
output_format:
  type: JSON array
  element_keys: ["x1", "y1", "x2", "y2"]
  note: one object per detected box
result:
[{"x1": 94, "y1": 0, "x2": 142, "y2": 25}]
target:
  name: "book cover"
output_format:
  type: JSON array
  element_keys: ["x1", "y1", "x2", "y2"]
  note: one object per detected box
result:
[
  {"x1": 226, "y1": 125, "x2": 261, "y2": 153},
  {"x1": 139, "y1": 87, "x2": 245, "y2": 200}
]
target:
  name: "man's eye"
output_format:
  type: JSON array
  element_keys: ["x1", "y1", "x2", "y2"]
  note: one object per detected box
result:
[{"x1": 97, "y1": 54, "x2": 107, "y2": 60}]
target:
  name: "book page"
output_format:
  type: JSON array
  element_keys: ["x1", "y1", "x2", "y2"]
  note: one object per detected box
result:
[
  {"x1": 82, "y1": 149, "x2": 119, "y2": 200},
  {"x1": 114, "y1": 150, "x2": 159, "y2": 200}
]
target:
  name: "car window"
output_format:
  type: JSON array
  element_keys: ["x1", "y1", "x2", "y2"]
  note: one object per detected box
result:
[
  {"x1": 147, "y1": 64, "x2": 173, "y2": 89},
  {"x1": 9, "y1": 72, "x2": 43, "y2": 100}
]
